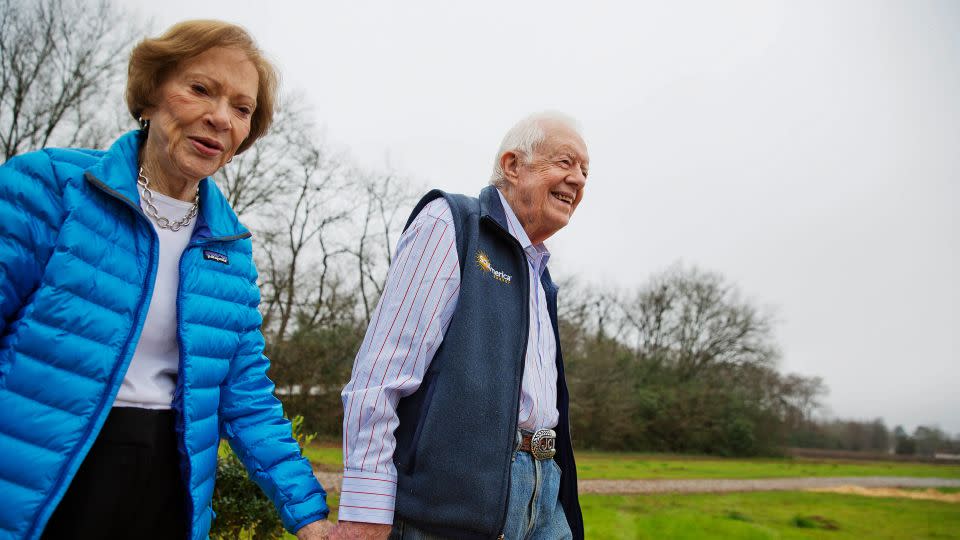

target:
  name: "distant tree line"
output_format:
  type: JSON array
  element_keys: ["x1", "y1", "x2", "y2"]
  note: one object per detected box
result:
[
  {"x1": 893, "y1": 425, "x2": 960, "y2": 456},
  {"x1": 790, "y1": 418, "x2": 960, "y2": 457}
]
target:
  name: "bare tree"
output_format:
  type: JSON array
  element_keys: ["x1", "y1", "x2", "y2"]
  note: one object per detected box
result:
[
  {"x1": 779, "y1": 373, "x2": 827, "y2": 425},
  {"x1": 255, "y1": 137, "x2": 352, "y2": 343},
  {"x1": 215, "y1": 95, "x2": 357, "y2": 341},
  {"x1": 0, "y1": 0, "x2": 143, "y2": 160},
  {"x1": 217, "y1": 97, "x2": 311, "y2": 218},
  {"x1": 216, "y1": 91, "x2": 423, "y2": 344},
  {"x1": 618, "y1": 265, "x2": 779, "y2": 379},
  {"x1": 556, "y1": 278, "x2": 627, "y2": 344},
  {"x1": 349, "y1": 172, "x2": 419, "y2": 322}
]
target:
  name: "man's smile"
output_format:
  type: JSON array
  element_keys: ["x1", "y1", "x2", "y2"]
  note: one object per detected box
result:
[{"x1": 551, "y1": 191, "x2": 575, "y2": 205}]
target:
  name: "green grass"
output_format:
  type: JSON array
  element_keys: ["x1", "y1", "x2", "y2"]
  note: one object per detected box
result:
[
  {"x1": 301, "y1": 443, "x2": 343, "y2": 471},
  {"x1": 581, "y1": 491, "x2": 960, "y2": 539},
  {"x1": 573, "y1": 451, "x2": 960, "y2": 480},
  {"x1": 277, "y1": 489, "x2": 960, "y2": 539},
  {"x1": 303, "y1": 443, "x2": 960, "y2": 480}
]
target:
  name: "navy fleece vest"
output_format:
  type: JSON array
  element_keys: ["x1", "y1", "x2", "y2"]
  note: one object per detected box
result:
[{"x1": 392, "y1": 186, "x2": 583, "y2": 539}]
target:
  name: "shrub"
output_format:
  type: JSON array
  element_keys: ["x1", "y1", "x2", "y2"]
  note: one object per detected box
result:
[{"x1": 210, "y1": 415, "x2": 316, "y2": 539}]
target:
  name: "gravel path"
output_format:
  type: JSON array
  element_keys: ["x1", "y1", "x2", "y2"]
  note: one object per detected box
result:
[
  {"x1": 315, "y1": 471, "x2": 960, "y2": 495},
  {"x1": 315, "y1": 471, "x2": 342, "y2": 493}
]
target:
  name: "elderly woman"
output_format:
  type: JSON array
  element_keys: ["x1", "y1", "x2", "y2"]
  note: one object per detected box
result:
[{"x1": 0, "y1": 21, "x2": 330, "y2": 540}]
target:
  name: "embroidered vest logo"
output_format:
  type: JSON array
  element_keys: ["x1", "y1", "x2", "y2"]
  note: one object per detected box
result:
[{"x1": 475, "y1": 250, "x2": 511, "y2": 284}]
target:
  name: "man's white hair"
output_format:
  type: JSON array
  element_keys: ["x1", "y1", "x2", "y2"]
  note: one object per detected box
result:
[{"x1": 489, "y1": 111, "x2": 582, "y2": 187}]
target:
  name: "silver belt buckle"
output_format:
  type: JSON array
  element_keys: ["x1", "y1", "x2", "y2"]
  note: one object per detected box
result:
[{"x1": 530, "y1": 428, "x2": 557, "y2": 460}]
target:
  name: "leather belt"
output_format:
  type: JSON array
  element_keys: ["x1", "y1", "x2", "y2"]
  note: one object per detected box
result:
[{"x1": 517, "y1": 428, "x2": 557, "y2": 460}]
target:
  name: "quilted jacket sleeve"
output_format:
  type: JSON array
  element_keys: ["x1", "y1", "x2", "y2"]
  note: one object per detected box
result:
[
  {"x1": 0, "y1": 152, "x2": 64, "y2": 339},
  {"x1": 218, "y1": 262, "x2": 329, "y2": 533}
]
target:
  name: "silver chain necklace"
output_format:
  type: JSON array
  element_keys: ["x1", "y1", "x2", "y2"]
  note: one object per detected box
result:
[{"x1": 137, "y1": 167, "x2": 199, "y2": 231}]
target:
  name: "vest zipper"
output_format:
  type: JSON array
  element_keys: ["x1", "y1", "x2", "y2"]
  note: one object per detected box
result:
[{"x1": 488, "y1": 215, "x2": 529, "y2": 539}]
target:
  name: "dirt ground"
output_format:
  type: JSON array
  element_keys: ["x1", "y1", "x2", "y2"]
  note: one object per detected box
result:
[{"x1": 808, "y1": 485, "x2": 960, "y2": 503}]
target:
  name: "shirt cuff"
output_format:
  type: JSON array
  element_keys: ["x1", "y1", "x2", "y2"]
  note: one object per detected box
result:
[{"x1": 337, "y1": 469, "x2": 397, "y2": 525}]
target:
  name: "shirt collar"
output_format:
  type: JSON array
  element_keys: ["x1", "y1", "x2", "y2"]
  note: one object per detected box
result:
[{"x1": 496, "y1": 188, "x2": 551, "y2": 273}]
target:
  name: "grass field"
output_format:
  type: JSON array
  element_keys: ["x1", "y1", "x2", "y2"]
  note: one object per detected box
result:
[
  {"x1": 295, "y1": 445, "x2": 960, "y2": 539},
  {"x1": 303, "y1": 444, "x2": 960, "y2": 480},
  {"x1": 575, "y1": 452, "x2": 960, "y2": 480},
  {"x1": 302, "y1": 444, "x2": 342, "y2": 471},
  {"x1": 581, "y1": 491, "x2": 960, "y2": 539},
  {"x1": 289, "y1": 491, "x2": 958, "y2": 539}
]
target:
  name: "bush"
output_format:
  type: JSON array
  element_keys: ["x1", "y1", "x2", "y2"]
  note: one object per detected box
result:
[{"x1": 210, "y1": 415, "x2": 316, "y2": 539}]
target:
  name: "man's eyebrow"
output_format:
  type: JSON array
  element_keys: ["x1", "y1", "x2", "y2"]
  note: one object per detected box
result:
[{"x1": 553, "y1": 145, "x2": 586, "y2": 159}]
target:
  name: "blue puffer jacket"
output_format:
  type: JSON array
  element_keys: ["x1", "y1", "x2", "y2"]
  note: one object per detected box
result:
[{"x1": 0, "y1": 131, "x2": 328, "y2": 539}]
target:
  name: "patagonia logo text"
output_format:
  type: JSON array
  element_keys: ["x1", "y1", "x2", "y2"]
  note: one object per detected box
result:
[
  {"x1": 203, "y1": 250, "x2": 229, "y2": 265},
  {"x1": 475, "y1": 250, "x2": 512, "y2": 284}
]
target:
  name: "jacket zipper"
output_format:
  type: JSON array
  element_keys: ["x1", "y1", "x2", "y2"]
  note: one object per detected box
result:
[
  {"x1": 173, "y1": 247, "x2": 194, "y2": 537},
  {"x1": 31, "y1": 174, "x2": 162, "y2": 536},
  {"x1": 171, "y1": 234, "x2": 249, "y2": 537}
]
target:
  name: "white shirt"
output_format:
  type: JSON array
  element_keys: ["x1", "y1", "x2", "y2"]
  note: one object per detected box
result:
[
  {"x1": 338, "y1": 190, "x2": 559, "y2": 524},
  {"x1": 113, "y1": 191, "x2": 196, "y2": 409}
]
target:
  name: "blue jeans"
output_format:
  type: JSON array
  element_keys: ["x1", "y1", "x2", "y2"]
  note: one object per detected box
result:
[{"x1": 391, "y1": 450, "x2": 572, "y2": 539}]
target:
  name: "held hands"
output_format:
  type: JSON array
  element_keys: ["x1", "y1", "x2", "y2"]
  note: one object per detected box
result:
[
  {"x1": 328, "y1": 520, "x2": 393, "y2": 540},
  {"x1": 296, "y1": 519, "x2": 334, "y2": 540}
]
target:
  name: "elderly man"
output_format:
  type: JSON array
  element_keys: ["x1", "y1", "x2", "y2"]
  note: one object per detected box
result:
[{"x1": 333, "y1": 112, "x2": 589, "y2": 540}]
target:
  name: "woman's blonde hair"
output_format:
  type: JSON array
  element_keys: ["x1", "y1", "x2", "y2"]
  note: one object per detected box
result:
[{"x1": 126, "y1": 20, "x2": 279, "y2": 154}]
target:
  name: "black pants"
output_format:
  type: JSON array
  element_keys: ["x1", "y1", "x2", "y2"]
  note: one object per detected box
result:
[{"x1": 42, "y1": 407, "x2": 188, "y2": 539}]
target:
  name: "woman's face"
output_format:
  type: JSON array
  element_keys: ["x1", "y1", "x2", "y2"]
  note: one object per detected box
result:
[{"x1": 141, "y1": 47, "x2": 259, "y2": 185}]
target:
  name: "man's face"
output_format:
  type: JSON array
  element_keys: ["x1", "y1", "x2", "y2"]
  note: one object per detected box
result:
[{"x1": 502, "y1": 121, "x2": 589, "y2": 244}]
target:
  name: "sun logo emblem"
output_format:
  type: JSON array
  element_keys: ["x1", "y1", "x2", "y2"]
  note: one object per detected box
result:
[
  {"x1": 474, "y1": 250, "x2": 512, "y2": 284},
  {"x1": 475, "y1": 251, "x2": 492, "y2": 273}
]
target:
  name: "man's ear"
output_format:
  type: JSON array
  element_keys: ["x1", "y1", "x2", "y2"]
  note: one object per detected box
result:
[{"x1": 500, "y1": 150, "x2": 522, "y2": 187}]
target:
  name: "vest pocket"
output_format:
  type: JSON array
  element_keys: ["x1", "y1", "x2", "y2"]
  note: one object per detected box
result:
[{"x1": 398, "y1": 375, "x2": 439, "y2": 472}]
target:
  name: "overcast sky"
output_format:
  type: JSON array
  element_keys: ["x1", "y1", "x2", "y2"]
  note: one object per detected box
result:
[{"x1": 128, "y1": 0, "x2": 959, "y2": 434}]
